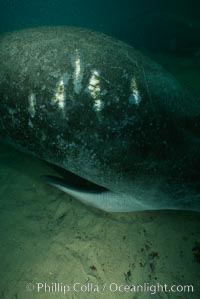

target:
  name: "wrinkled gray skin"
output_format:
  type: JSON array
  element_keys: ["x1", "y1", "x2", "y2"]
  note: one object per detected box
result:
[{"x1": 0, "y1": 26, "x2": 199, "y2": 212}]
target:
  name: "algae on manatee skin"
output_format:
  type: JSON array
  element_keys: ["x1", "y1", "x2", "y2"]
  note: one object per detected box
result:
[{"x1": 0, "y1": 26, "x2": 199, "y2": 212}]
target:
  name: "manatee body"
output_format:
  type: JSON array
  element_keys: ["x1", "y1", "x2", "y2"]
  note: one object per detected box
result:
[{"x1": 0, "y1": 26, "x2": 199, "y2": 212}]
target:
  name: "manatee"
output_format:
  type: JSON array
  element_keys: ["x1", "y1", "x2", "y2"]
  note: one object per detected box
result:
[{"x1": 0, "y1": 26, "x2": 199, "y2": 212}]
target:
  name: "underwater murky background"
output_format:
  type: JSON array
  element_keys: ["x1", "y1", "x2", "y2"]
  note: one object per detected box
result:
[{"x1": 0, "y1": 1, "x2": 200, "y2": 298}]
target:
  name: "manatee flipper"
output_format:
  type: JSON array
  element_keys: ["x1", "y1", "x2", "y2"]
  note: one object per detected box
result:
[
  {"x1": 41, "y1": 175, "x2": 114, "y2": 211},
  {"x1": 41, "y1": 175, "x2": 150, "y2": 212}
]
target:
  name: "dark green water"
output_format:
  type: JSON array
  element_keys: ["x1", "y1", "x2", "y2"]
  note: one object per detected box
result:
[{"x1": 0, "y1": 0, "x2": 200, "y2": 53}]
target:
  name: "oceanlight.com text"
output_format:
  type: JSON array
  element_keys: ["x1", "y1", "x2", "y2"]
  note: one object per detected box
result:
[{"x1": 26, "y1": 281, "x2": 194, "y2": 295}]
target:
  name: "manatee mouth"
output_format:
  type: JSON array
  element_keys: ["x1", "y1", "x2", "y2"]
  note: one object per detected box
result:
[{"x1": 41, "y1": 163, "x2": 108, "y2": 193}]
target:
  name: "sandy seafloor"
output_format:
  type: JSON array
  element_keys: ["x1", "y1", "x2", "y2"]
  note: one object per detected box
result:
[{"x1": 0, "y1": 53, "x2": 200, "y2": 299}]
